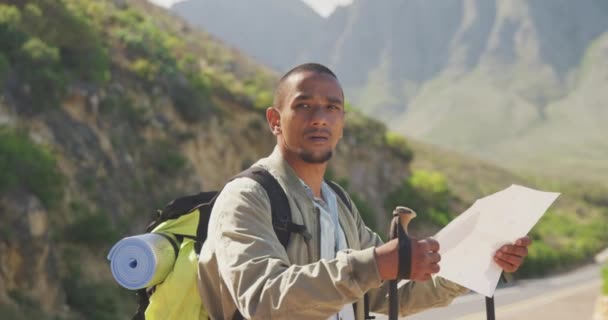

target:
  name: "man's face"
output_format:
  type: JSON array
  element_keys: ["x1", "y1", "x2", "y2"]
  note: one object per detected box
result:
[{"x1": 271, "y1": 71, "x2": 345, "y2": 164}]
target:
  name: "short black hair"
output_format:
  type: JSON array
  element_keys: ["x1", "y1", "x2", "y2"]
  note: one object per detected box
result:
[{"x1": 273, "y1": 63, "x2": 340, "y2": 108}]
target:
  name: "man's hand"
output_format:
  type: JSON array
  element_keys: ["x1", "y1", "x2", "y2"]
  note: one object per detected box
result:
[
  {"x1": 409, "y1": 238, "x2": 441, "y2": 281},
  {"x1": 375, "y1": 237, "x2": 440, "y2": 281},
  {"x1": 494, "y1": 236, "x2": 532, "y2": 272}
]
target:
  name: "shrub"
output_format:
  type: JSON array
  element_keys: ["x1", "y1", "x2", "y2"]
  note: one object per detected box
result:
[
  {"x1": 64, "y1": 281, "x2": 125, "y2": 320},
  {"x1": 20, "y1": 1, "x2": 110, "y2": 84},
  {"x1": 168, "y1": 73, "x2": 215, "y2": 122},
  {"x1": 62, "y1": 253, "x2": 133, "y2": 320},
  {"x1": 344, "y1": 111, "x2": 387, "y2": 147},
  {"x1": 0, "y1": 128, "x2": 64, "y2": 208},
  {"x1": 64, "y1": 210, "x2": 119, "y2": 246},
  {"x1": 0, "y1": 4, "x2": 20, "y2": 25},
  {"x1": 21, "y1": 36, "x2": 59, "y2": 62},
  {"x1": 385, "y1": 131, "x2": 413, "y2": 162},
  {"x1": 516, "y1": 213, "x2": 608, "y2": 277},
  {"x1": 0, "y1": 53, "x2": 8, "y2": 85},
  {"x1": 255, "y1": 90, "x2": 273, "y2": 110},
  {"x1": 0, "y1": 302, "x2": 48, "y2": 320},
  {"x1": 243, "y1": 80, "x2": 272, "y2": 111},
  {"x1": 146, "y1": 140, "x2": 187, "y2": 175},
  {"x1": 130, "y1": 57, "x2": 159, "y2": 81},
  {"x1": 153, "y1": 152, "x2": 186, "y2": 174},
  {"x1": 17, "y1": 37, "x2": 67, "y2": 109},
  {"x1": 385, "y1": 169, "x2": 452, "y2": 227},
  {"x1": 0, "y1": 4, "x2": 24, "y2": 57},
  {"x1": 100, "y1": 94, "x2": 146, "y2": 127}
]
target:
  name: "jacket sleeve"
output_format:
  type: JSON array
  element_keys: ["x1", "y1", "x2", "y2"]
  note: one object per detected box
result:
[
  {"x1": 347, "y1": 194, "x2": 470, "y2": 317},
  {"x1": 209, "y1": 177, "x2": 384, "y2": 319}
]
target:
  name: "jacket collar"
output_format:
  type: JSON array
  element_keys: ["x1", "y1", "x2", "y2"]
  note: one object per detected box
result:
[
  {"x1": 257, "y1": 146, "x2": 310, "y2": 200},
  {"x1": 257, "y1": 146, "x2": 358, "y2": 250}
]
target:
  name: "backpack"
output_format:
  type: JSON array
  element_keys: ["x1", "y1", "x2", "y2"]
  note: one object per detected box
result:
[{"x1": 131, "y1": 166, "x2": 372, "y2": 320}]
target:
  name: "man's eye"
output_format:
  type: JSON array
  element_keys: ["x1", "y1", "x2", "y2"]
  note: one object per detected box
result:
[
  {"x1": 296, "y1": 104, "x2": 310, "y2": 109},
  {"x1": 327, "y1": 105, "x2": 339, "y2": 110}
]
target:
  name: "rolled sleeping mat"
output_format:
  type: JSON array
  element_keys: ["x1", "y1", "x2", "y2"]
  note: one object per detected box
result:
[{"x1": 107, "y1": 233, "x2": 177, "y2": 290}]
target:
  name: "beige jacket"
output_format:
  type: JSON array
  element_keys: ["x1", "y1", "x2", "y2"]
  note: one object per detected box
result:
[{"x1": 198, "y1": 148, "x2": 468, "y2": 319}]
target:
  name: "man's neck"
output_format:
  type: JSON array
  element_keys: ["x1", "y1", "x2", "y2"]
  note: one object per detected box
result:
[{"x1": 280, "y1": 149, "x2": 327, "y2": 198}]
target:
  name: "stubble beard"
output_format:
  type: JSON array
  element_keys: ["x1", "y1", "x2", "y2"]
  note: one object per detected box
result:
[{"x1": 299, "y1": 149, "x2": 333, "y2": 164}]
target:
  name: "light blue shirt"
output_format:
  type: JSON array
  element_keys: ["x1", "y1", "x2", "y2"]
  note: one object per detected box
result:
[{"x1": 300, "y1": 179, "x2": 355, "y2": 320}]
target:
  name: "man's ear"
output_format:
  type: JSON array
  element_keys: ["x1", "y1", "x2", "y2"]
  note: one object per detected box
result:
[{"x1": 266, "y1": 107, "x2": 281, "y2": 135}]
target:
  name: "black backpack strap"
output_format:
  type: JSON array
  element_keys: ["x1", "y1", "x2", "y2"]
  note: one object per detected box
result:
[
  {"x1": 131, "y1": 288, "x2": 148, "y2": 320},
  {"x1": 237, "y1": 167, "x2": 309, "y2": 248},
  {"x1": 230, "y1": 167, "x2": 308, "y2": 320},
  {"x1": 325, "y1": 179, "x2": 353, "y2": 212}
]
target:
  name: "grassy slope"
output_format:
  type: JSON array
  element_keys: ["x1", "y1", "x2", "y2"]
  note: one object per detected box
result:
[{"x1": 409, "y1": 138, "x2": 608, "y2": 277}]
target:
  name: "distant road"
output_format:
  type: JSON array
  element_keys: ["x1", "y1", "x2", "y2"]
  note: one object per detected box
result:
[{"x1": 373, "y1": 263, "x2": 602, "y2": 320}]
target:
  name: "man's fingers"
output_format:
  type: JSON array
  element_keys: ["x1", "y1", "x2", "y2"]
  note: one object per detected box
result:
[
  {"x1": 492, "y1": 236, "x2": 532, "y2": 273},
  {"x1": 494, "y1": 256, "x2": 517, "y2": 272},
  {"x1": 501, "y1": 244, "x2": 528, "y2": 257},
  {"x1": 425, "y1": 238, "x2": 440, "y2": 252},
  {"x1": 496, "y1": 251, "x2": 523, "y2": 266},
  {"x1": 409, "y1": 238, "x2": 442, "y2": 282},
  {"x1": 428, "y1": 252, "x2": 441, "y2": 264},
  {"x1": 515, "y1": 236, "x2": 532, "y2": 247}
]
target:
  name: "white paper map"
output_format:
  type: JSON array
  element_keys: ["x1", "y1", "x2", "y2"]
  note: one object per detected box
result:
[{"x1": 434, "y1": 184, "x2": 560, "y2": 297}]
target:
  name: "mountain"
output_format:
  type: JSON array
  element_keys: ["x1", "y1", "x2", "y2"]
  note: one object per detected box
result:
[
  {"x1": 172, "y1": 0, "x2": 324, "y2": 72},
  {"x1": 172, "y1": 0, "x2": 608, "y2": 185}
]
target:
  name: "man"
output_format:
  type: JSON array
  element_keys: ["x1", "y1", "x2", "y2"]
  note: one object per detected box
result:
[{"x1": 198, "y1": 63, "x2": 531, "y2": 319}]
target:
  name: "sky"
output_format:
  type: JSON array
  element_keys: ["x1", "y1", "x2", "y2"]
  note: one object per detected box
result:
[{"x1": 148, "y1": 0, "x2": 353, "y2": 17}]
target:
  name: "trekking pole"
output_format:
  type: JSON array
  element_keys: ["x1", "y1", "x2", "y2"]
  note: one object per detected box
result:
[
  {"x1": 485, "y1": 296, "x2": 495, "y2": 320},
  {"x1": 485, "y1": 273, "x2": 507, "y2": 320},
  {"x1": 388, "y1": 207, "x2": 416, "y2": 320}
]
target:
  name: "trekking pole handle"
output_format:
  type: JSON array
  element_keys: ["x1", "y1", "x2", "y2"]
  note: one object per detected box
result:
[
  {"x1": 394, "y1": 206, "x2": 416, "y2": 235},
  {"x1": 388, "y1": 207, "x2": 416, "y2": 320}
]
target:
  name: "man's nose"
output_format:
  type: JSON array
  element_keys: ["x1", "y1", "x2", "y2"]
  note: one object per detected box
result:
[{"x1": 310, "y1": 106, "x2": 329, "y2": 126}]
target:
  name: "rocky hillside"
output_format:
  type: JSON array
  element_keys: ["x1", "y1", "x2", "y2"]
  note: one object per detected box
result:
[
  {"x1": 1, "y1": 1, "x2": 606, "y2": 319},
  {"x1": 173, "y1": 0, "x2": 608, "y2": 185},
  {"x1": 0, "y1": 0, "x2": 418, "y2": 318}
]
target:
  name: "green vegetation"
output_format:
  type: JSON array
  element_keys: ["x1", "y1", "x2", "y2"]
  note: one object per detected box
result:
[
  {"x1": 243, "y1": 77, "x2": 273, "y2": 111},
  {"x1": 0, "y1": 1, "x2": 109, "y2": 111},
  {"x1": 145, "y1": 140, "x2": 187, "y2": 175},
  {"x1": 0, "y1": 303, "x2": 53, "y2": 320},
  {"x1": 385, "y1": 131, "x2": 413, "y2": 162},
  {"x1": 0, "y1": 0, "x2": 220, "y2": 119},
  {"x1": 518, "y1": 212, "x2": 608, "y2": 277},
  {"x1": 0, "y1": 128, "x2": 64, "y2": 208},
  {"x1": 0, "y1": 52, "x2": 9, "y2": 85},
  {"x1": 106, "y1": 4, "x2": 216, "y2": 121},
  {"x1": 344, "y1": 110, "x2": 387, "y2": 147},
  {"x1": 63, "y1": 278, "x2": 127, "y2": 320},
  {"x1": 385, "y1": 169, "x2": 454, "y2": 227},
  {"x1": 408, "y1": 139, "x2": 608, "y2": 278},
  {"x1": 62, "y1": 246, "x2": 133, "y2": 320},
  {"x1": 64, "y1": 205, "x2": 119, "y2": 246}
]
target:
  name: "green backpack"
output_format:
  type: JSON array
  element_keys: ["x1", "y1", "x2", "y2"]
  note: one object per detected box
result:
[{"x1": 131, "y1": 166, "x2": 366, "y2": 320}]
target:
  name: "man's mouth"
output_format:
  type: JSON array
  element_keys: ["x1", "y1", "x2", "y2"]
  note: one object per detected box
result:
[
  {"x1": 304, "y1": 128, "x2": 331, "y2": 142},
  {"x1": 308, "y1": 136, "x2": 328, "y2": 142}
]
